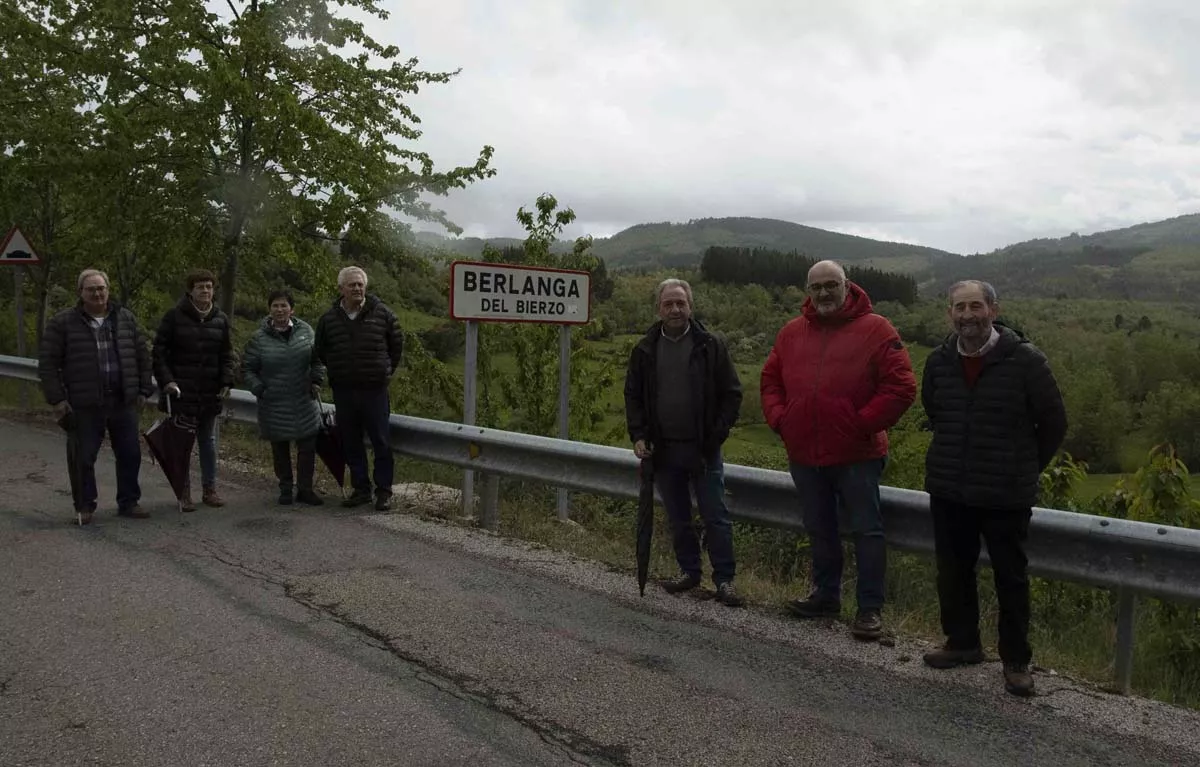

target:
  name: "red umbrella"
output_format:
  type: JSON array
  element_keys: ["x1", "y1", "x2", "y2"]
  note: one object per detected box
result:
[
  {"x1": 143, "y1": 395, "x2": 197, "y2": 512},
  {"x1": 314, "y1": 403, "x2": 347, "y2": 497}
]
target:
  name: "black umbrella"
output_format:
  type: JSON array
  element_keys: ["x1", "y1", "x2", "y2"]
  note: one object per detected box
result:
[
  {"x1": 636, "y1": 453, "x2": 656, "y2": 596},
  {"x1": 142, "y1": 395, "x2": 197, "y2": 512},
  {"x1": 314, "y1": 403, "x2": 347, "y2": 497},
  {"x1": 58, "y1": 410, "x2": 87, "y2": 526}
]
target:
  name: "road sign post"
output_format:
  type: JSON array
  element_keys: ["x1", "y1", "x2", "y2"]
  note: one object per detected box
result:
[
  {"x1": 449, "y1": 261, "x2": 592, "y2": 524},
  {"x1": 2, "y1": 227, "x2": 41, "y2": 410}
]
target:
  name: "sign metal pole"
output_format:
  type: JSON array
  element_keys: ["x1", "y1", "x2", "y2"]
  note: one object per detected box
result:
[
  {"x1": 556, "y1": 324, "x2": 571, "y2": 522},
  {"x1": 462, "y1": 319, "x2": 478, "y2": 518},
  {"x1": 14, "y1": 265, "x2": 28, "y2": 410}
]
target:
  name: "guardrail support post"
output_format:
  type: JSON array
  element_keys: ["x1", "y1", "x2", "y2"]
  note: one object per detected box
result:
[
  {"x1": 1114, "y1": 587, "x2": 1136, "y2": 695},
  {"x1": 481, "y1": 474, "x2": 500, "y2": 532}
]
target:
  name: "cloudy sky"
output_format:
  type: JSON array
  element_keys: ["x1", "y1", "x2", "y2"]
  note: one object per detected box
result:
[{"x1": 377, "y1": 0, "x2": 1200, "y2": 254}]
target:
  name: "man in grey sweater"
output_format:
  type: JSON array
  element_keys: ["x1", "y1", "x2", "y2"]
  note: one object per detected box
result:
[{"x1": 624, "y1": 279, "x2": 745, "y2": 606}]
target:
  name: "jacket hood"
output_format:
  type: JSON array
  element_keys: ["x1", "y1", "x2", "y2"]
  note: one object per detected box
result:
[{"x1": 801, "y1": 281, "x2": 873, "y2": 323}]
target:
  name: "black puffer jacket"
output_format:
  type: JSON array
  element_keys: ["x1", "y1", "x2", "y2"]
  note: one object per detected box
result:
[
  {"x1": 38, "y1": 302, "x2": 153, "y2": 408},
  {"x1": 312, "y1": 295, "x2": 403, "y2": 390},
  {"x1": 152, "y1": 297, "x2": 235, "y2": 418},
  {"x1": 624, "y1": 318, "x2": 743, "y2": 455},
  {"x1": 921, "y1": 324, "x2": 1067, "y2": 509}
]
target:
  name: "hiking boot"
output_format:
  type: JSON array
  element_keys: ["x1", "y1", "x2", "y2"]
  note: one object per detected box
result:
[
  {"x1": 117, "y1": 504, "x2": 150, "y2": 519},
  {"x1": 278, "y1": 490, "x2": 294, "y2": 505},
  {"x1": 374, "y1": 491, "x2": 393, "y2": 511},
  {"x1": 788, "y1": 592, "x2": 842, "y2": 619},
  {"x1": 923, "y1": 645, "x2": 986, "y2": 669},
  {"x1": 1003, "y1": 662, "x2": 1035, "y2": 697},
  {"x1": 202, "y1": 487, "x2": 225, "y2": 508},
  {"x1": 850, "y1": 609, "x2": 884, "y2": 640},
  {"x1": 76, "y1": 507, "x2": 95, "y2": 526},
  {"x1": 662, "y1": 572, "x2": 701, "y2": 594},
  {"x1": 296, "y1": 489, "x2": 324, "y2": 506},
  {"x1": 342, "y1": 488, "x2": 372, "y2": 508},
  {"x1": 715, "y1": 581, "x2": 745, "y2": 607}
]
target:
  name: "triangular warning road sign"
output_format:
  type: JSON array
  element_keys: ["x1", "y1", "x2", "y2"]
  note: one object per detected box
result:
[{"x1": 0, "y1": 227, "x2": 40, "y2": 264}]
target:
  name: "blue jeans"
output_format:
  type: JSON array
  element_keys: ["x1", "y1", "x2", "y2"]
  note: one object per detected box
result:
[
  {"x1": 333, "y1": 386, "x2": 394, "y2": 494},
  {"x1": 654, "y1": 441, "x2": 736, "y2": 586},
  {"x1": 68, "y1": 398, "x2": 142, "y2": 511},
  {"x1": 196, "y1": 414, "x2": 218, "y2": 488},
  {"x1": 788, "y1": 458, "x2": 887, "y2": 611}
]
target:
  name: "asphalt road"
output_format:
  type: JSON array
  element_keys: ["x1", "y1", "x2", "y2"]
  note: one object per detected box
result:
[{"x1": 3, "y1": 414, "x2": 1199, "y2": 767}]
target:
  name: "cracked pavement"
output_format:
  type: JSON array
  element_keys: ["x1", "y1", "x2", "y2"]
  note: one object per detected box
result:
[{"x1": 3, "y1": 415, "x2": 1200, "y2": 766}]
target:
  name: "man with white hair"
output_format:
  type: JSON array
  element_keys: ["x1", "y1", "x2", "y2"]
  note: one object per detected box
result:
[
  {"x1": 312, "y1": 265, "x2": 404, "y2": 510},
  {"x1": 920, "y1": 280, "x2": 1066, "y2": 697},
  {"x1": 624, "y1": 278, "x2": 745, "y2": 606},
  {"x1": 38, "y1": 268, "x2": 154, "y2": 524},
  {"x1": 761, "y1": 260, "x2": 916, "y2": 639}
]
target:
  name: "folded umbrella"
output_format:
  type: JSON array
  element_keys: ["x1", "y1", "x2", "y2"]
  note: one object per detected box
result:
[
  {"x1": 636, "y1": 453, "x2": 656, "y2": 596},
  {"x1": 142, "y1": 394, "x2": 197, "y2": 512},
  {"x1": 314, "y1": 402, "x2": 347, "y2": 497}
]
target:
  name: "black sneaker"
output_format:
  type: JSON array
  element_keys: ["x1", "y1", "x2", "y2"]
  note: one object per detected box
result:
[
  {"x1": 374, "y1": 491, "x2": 393, "y2": 511},
  {"x1": 117, "y1": 504, "x2": 150, "y2": 519},
  {"x1": 715, "y1": 582, "x2": 745, "y2": 607},
  {"x1": 850, "y1": 609, "x2": 883, "y2": 640},
  {"x1": 662, "y1": 572, "x2": 701, "y2": 594},
  {"x1": 278, "y1": 490, "x2": 294, "y2": 505},
  {"x1": 342, "y1": 489, "x2": 372, "y2": 508},
  {"x1": 923, "y1": 644, "x2": 986, "y2": 669},
  {"x1": 788, "y1": 592, "x2": 841, "y2": 619},
  {"x1": 296, "y1": 489, "x2": 324, "y2": 506}
]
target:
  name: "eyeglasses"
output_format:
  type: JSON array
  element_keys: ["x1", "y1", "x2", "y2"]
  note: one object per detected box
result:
[
  {"x1": 82, "y1": 286, "x2": 108, "y2": 294},
  {"x1": 806, "y1": 281, "x2": 843, "y2": 294}
]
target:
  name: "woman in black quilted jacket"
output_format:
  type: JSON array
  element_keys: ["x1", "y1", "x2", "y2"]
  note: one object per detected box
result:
[{"x1": 152, "y1": 269, "x2": 236, "y2": 511}]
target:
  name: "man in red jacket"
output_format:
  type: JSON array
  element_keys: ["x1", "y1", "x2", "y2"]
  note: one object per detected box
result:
[{"x1": 761, "y1": 260, "x2": 916, "y2": 639}]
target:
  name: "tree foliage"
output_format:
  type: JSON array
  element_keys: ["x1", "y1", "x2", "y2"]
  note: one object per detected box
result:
[{"x1": 701, "y1": 246, "x2": 918, "y2": 305}]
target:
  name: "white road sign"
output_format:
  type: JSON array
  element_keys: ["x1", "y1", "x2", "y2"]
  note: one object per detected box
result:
[
  {"x1": 450, "y1": 261, "x2": 591, "y2": 324},
  {"x1": 0, "y1": 227, "x2": 40, "y2": 264}
]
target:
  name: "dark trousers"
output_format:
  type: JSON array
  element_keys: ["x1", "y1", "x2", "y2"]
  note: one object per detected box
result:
[
  {"x1": 271, "y1": 437, "x2": 317, "y2": 493},
  {"x1": 654, "y1": 441, "x2": 736, "y2": 586},
  {"x1": 930, "y1": 496, "x2": 1033, "y2": 665},
  {"x1": 67, "y1": 398, "x2": 142, "y2": 512},
  {"x1": 332, "y1": 386, "x2": 393, "y2": 495},
  {"x1": 788, "y1": 458, "x2": 887, "y2": 611}
]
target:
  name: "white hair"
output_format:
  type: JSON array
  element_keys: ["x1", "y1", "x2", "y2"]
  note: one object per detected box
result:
[
  {"x1": 338, "y1": 266, "x2": 368, "y2": 288},
  {"x1": 654, "y1": 278, "x2": 693, "y2": 308},
  {"x1": 77, "y1": 268, "x2": 110, "y2": 292}
]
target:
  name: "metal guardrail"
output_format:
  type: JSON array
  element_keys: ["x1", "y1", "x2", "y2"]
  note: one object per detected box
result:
[{"x1": 4, "y1": 353, "x2": 1199, "y2": 694}]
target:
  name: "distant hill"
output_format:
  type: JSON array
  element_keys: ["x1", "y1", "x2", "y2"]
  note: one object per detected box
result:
[
  {"x1": 414, "y1": 217, "x2": 956, "y2": 273},
  {"x1": 589, "y1": 217, "x2": 956, "y2": 273},
  {"x1": 922, "y1": 213, "x2": 1200, "y2": 302}
]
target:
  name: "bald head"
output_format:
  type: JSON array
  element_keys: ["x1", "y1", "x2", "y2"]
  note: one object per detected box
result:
[{"x1": 806, "y1": 260, "x2": 848, "y2": 316}]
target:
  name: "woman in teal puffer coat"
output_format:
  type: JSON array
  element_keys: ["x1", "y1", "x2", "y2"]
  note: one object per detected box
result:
[{"x1": 242, "y1": 290, "x2": 326, "y2": 505}]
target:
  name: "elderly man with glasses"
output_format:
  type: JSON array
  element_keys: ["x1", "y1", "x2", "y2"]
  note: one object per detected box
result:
[
  {"x1": 38, "y1": 268, "x2": 155, "y2": 524},
  {"x1": 760, "y1": 260, "x2": 916, "y2": 640}
]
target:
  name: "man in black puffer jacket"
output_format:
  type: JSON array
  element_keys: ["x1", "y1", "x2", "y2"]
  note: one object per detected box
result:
[
  {"x1": 38, "y1": 269, "x2": 154, "y2": 524},
  {"x1": 920, "y1": 280, "x2": 1067, "y2": 699},
  {"x1": 312, "y1": 266, "x2": 403, "y2": 510},
  {"x1": 153, "y1": 269, "x2": 236, "y2": 511}
]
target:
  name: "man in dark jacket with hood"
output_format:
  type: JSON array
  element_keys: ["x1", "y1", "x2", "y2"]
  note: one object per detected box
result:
[
  {"x1": 920, "y1": 280, "x2": 1066, "y2": 698},
  {"x1": 761, "y1": 260, "x2": 916, "y2": 640},
  {"x1": 38, "y1": 268, "x2": 154, "y2": 524},
  {"x1": 624, "y1": 278, "x2": 745, "y2": 606},
  {"x1": 312, "y1": 266, "x2": 403, "y2": 510},
  {"x1": 153, "y1": 269, "x2": 236, "y2": 511}
]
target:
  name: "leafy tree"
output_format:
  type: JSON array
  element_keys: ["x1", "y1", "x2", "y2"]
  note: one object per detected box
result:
[{"x1": 4, "y1": 0, "x2": 495, "y2": 316}]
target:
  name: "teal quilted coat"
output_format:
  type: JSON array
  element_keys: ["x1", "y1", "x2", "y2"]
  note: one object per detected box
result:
[{"x1": 242, "y1": 317, "x2": 324, "y2": 442}]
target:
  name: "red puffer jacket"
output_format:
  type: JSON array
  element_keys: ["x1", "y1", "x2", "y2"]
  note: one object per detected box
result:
[{"x1": 761, "y1": 282, "x2": 916, "y2": 467}]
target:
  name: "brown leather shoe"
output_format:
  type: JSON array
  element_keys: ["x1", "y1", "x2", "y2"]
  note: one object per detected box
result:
[
  {"x1": 202, "y1": 487, "x2": 225, "y2": 508},
  {"x1": 923, "y1": 645, "x2": 986, "y2": 669},
  {"x1": 117, "y1": 504, "x2": 150, "y2": 519},
  {"x1": 181, "y1": 487, "x2": 197, "y2": 512},
  {"x1": 1003, "y1": 663, "x2": 1035, "y2": 697}
]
